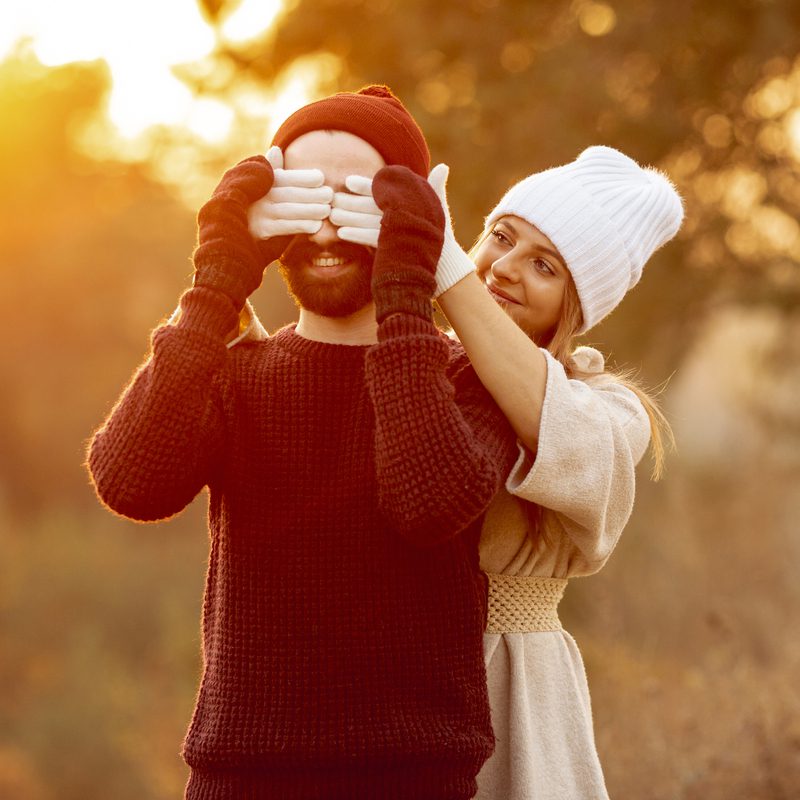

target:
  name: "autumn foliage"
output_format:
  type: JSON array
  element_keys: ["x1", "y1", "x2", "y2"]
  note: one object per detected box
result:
[{"x1": 2, "y1": 2, "x2": 800, "y2": 796}]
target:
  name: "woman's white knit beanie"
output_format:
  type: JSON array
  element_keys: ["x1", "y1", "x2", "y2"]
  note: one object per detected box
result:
[{"x1": 485, "y1": 146, "x2": 684, "y2": 333}]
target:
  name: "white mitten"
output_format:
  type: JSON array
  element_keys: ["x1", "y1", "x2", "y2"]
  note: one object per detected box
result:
[
  {"x1": 427, "y1": 163, "x2": 476, "y2": 297},
  {"x1": 247, "y1": 146, "x2": 334, "y2": 238},
  {"x1": 331, "y1": 175, "x2": 382, "y2": 248}
]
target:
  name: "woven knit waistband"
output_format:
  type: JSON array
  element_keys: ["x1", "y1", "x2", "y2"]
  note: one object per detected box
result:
[{"x1": 485, "y1": 573, "x2": 567, "y2": 633}]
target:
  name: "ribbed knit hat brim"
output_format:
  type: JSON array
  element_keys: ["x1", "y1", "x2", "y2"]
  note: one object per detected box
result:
[{"x1": 272, "y1": 85, "x2": 430, "y2": 178}]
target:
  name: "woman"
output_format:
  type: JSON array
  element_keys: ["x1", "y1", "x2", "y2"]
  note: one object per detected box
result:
[
  {"x1": 427, "y1": 146, "x2": 683, "y2": 799},
  {"x1": 245, "y1": 145, "x2": 683, "y2": 798}
]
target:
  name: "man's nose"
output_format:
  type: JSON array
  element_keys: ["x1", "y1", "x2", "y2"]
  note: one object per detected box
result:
[{"x1": 308, "y1": 215, "x2": 339, "y2": 249}]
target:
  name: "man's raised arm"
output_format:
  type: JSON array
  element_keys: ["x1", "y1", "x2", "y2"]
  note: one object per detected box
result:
[
  {"x1": 364, "y1": 166, "x2": 518, "y2": 546},
  {"x1": 88, "y1": 157, "x2": 280, "y2": 521}
]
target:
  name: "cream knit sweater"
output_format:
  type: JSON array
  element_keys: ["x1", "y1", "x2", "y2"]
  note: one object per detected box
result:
[{"x1": 476, "y1": 346, "x2": 650, "y2": 800}]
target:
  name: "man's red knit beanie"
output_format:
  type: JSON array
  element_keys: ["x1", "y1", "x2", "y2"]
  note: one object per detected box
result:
[{"x1": 271, "y1": 84, "x2": 430, "y2": 177}]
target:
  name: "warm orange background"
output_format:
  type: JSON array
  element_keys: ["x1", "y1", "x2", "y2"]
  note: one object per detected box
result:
[{"x1": 1, "y1": 1, "x2": 799, "y2": 798}]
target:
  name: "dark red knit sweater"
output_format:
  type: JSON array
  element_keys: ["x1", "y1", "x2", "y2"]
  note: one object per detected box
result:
[{"x1": 88, "y1": 286, "x2": 517, "y2": 799}]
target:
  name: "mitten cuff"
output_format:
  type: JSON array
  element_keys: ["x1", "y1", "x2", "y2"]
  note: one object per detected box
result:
[
  {"x1": 376, "y1": 311, "x2": 438, "y2": 342},
  {"x1": 192, "y1": 239, "x2": 263, "y2": 310},
  {"x1": 174, "y1": 286, "x2": 241, "y2": 339},
  {"x1": 434, "y1": 235, "x2": 476, "y2": 297},
  {"x1": 373, "y1": 269, "x2": 436, "y2": 324}
]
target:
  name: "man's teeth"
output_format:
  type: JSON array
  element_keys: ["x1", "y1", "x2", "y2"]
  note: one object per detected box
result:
[{"x1": 313, "y1": 256, "x2": 347, "y2": 267}]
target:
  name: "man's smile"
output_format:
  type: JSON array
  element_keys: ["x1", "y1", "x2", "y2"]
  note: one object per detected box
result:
[{"x1": 308, "y1": 253, "x2": 354, "y2": 278}]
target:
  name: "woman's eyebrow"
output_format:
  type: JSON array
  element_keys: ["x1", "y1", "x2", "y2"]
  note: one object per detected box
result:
[
  {"x1": 502, "y1": 219, "x2": 568, "y2": 273},
  {"x1": 536, "y1": 245, "x2": 568, "y2": 272}
]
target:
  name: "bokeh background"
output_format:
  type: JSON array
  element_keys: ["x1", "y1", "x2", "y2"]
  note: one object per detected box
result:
[{"x1": 2, "y1": 0, "x2": 799, "y2": 797}]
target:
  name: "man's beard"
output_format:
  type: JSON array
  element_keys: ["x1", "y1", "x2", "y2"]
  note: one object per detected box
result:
[{"x1": 278, "y1": 238, "x2": 375, "y2": 318}]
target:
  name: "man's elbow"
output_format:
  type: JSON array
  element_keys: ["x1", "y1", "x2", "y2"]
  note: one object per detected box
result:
[
  {"x1": 88, "y1": 473, "x2": 191, "y2": 523},
  {"x1": 85, "y1": 444, "x2": 196, "y2": 524}
]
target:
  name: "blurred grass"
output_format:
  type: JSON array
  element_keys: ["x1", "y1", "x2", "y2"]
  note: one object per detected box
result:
[
  {"x1": 566, "y1": 454, "x2": 800, "y2": 799},
  {"x1": 2, "y1": 448, "x2": 798, "y2": 798},
  {"x1": 0, "y1": 503, "x2": 207, "y2": 800}
]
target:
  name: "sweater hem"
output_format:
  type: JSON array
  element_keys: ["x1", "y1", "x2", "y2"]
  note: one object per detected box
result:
[{"x1": 185, "y1": 760, "x2": 479, "y2": 800}]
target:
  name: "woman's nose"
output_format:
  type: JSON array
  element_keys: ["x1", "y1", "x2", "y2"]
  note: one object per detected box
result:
[{"x1": 490, "y1": 251, "x2": 519, "y2": 283}]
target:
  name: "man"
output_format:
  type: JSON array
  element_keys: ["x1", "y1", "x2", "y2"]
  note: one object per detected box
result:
[{"x1": 88, "y1": 86, "x2": 516, "y2": 799}]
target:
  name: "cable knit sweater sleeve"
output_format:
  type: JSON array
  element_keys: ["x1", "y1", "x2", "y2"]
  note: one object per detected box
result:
[
  {"x1": 87, "y1": 286, "x2": 239, "y2": 522},
  {"x1": 366, "y1": 313, "x2": 518, "y2": 547},
  {"x1": 505, "y1": 347, "x2": 651, "y2": 569}
]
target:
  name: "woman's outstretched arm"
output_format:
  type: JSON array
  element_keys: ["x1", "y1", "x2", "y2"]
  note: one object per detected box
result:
[{"x1": 437, "y1": 273, "x2": 548, "y2": 454}]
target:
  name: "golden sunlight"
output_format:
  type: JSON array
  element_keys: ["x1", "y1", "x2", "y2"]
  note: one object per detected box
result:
[
  {"x1": 1, "y1": 0, "x2": 289, "y2": 142},
  {"x1": 786, "y1": 107, "x2": 800, "y2": 161},
  {"x1": 264, "y1": 55, "x2": 342, "y2": 138},
  {"x1": 222, "y1": 0, "x2": 284, "y2": 44},
  {"x1": 576, "y1": 1, "x2": 617, "y2": 37}
]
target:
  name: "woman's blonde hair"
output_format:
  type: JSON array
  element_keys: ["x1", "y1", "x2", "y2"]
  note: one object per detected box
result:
[
  {"x1": 470, "y1": 227, "x2": 674, "y2": 482},
  {"x1": 545, "y1": 277, "x2": 674, "y2": 481}
]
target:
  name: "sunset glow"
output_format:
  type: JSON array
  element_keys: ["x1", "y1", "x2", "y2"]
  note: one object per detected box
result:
[{"x1": 1, "y1": 0, "x2": 297, "y2": 142}]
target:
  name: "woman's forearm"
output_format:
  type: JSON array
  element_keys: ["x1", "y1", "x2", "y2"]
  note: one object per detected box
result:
[{"x1": 437, "y1": 273, "x2": 548, "y2": 452}]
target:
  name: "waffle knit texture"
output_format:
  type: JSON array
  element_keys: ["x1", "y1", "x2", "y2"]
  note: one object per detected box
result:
[
  {"x1": 486, "y1": 146, "x2": 684, "y2": 332},
  {"x1": 87, "y1": 287, "x2": 517, "y2": 798},
  {"x1": 272, "y1": 84, "x2": 430, "y2": 178}
]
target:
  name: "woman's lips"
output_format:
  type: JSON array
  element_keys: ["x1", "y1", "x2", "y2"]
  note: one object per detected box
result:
[{"x1": 486, "y1": 283, "x2": 521, "y2": 305}]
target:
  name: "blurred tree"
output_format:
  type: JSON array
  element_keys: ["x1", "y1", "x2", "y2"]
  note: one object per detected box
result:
[
  {"x1": 0, "y1": 54, "x2": 192, "y2": 513},
  {"x1": 0, "y1": 52, "x2": 297, "y2": 515},
  {"x1": 194, "y1": 0, "x2": 800, "y2": 377}
]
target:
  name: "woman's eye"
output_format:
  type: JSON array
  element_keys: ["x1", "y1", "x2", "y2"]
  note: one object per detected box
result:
[
  {"x1": 491, "y1": 229, "x2": 511, "y2": 246},
  {"x1": 533, "y1": 259, "x2": 554, "y2": 275}
]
